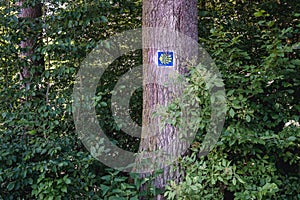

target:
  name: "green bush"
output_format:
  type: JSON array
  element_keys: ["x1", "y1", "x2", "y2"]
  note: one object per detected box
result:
[
  {"x1": 0, "y1": 0, "x2": 299, "y2": 199},
  {"x1": 165, "y1": 1, "x2": 299, "y2": 199}
]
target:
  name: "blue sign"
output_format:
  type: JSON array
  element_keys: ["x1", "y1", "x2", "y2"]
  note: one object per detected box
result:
[{"x1": 158, "y1": 51, "x2": 174, "y2": 67}]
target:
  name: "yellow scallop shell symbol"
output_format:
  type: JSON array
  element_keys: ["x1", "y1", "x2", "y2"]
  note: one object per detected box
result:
[{"x1": 159, "y1": 53, "x2": 172, "y2": 65}]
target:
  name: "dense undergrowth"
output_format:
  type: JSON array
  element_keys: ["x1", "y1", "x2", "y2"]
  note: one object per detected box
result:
[{"x1": 0, "y1": 0, "x2": 299, "y2": 199}]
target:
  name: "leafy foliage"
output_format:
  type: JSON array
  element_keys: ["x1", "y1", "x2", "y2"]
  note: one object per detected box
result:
[
  {"x1": 165, "y1": 0, "x2": 300, "y2": 199},
  {"x1": 0, "y1": 0, "x2": 299, "y2": 199},
  {"x1": 0, "y1": 0, "x2": 142, "y2": 199}
]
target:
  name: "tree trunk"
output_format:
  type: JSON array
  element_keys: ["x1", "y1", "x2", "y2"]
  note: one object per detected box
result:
[
  {"x1": 139, "y1": 0, "x2": 198, "y2": 199},
  {"x1": 18, "y1": 0, "x2": 43, "y2": 89}
]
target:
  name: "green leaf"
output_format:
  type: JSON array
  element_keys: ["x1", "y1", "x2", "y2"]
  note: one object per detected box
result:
[
  {"x1": 190, "y1": 185, "x2": 198, "y2": 191},
  {"x1": 246, "y1": 115, "x2": 251, "y2": 122},
  {"x1": 7, "y1": 182, "x2": 15, "y2": 191},
  {"x1": 229, "y1": 108, "x2": 235, "y2": 118},
  {"x1": 254, "y1": 10, "x2": 268, "y2": 17},
  {"x1": 29, "y1": 130, "x2": 37, "y2": 135},
  {"x1": 2, "y1": 112, "x2": 7, "y2": 118},
  {"x1": 232, "y1": 177, "x2": 237, "y2": 185},
  {"x1": 101, "y1": 16, "x2": 108, "y2": 23},
  {"x1": 61, "y1": 186, "x2": 67, "y2": 193},
  {"x1": 64, "y1": 178, "x2": 71, "y2": 184},
  {"x1": 45, "y1": 71, "x2": 50, "y2": 78},
  {"x1": 287, "y1": 136, "x2": 296, "y2": 141},
  {"x1": 227, "y1": 90, "x2": 235, "y2": 96},
  {"x1": 100, "y1": 184, "x2": 110, "y2": 196},
  {"x1": 68, "y1": 20, "x2": 73, "y2": 28},
  {"x1": 235, "y1": 174, "x2": 245, "y2": 184},
  {"x1": 104, "y1": 41, "x2": 110, "y2": 49},
  {"x1": 100, "y1": 102, "x2": 108, "y2": 107}
]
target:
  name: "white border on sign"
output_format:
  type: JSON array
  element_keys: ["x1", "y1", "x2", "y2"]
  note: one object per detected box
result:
[{"x1": 155, "y1": 50, "x2": 176, "y2": 68}]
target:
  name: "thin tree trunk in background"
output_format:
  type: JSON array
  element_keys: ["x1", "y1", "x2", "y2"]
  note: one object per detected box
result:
[
  {"x1": 140, "y1": 0, "x2": 198, "y2": 199},
  {"x1": 18, "y1": 0, "x2": 43, "y2": 89}
]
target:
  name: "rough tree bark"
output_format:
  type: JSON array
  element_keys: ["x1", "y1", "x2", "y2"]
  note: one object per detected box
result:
[
  {"x1": 139, "y1": 0, "x2": 198, "y2": 199},
  {"x1": 18, "y1": 0, "x2": 43, "y2": 89}
]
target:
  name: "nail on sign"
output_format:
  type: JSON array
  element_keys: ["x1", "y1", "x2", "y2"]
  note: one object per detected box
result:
[{"x1": 157, "y1": 51, "x2": 174, "y2": 67}]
